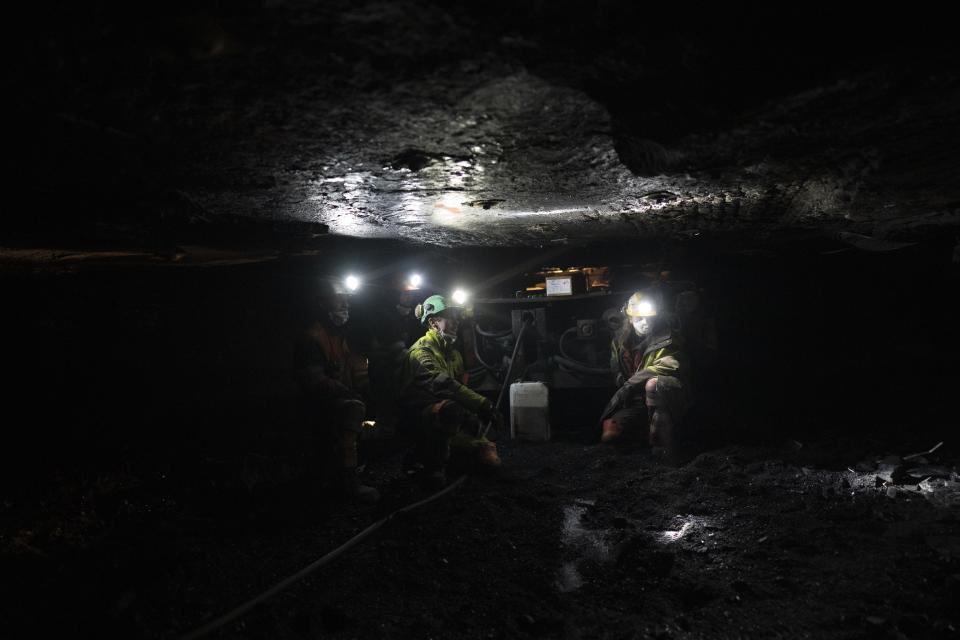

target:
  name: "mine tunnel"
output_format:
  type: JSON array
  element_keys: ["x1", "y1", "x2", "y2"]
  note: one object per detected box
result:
[{"x1": 3, "y1": 1, "x2": 959, "y2": 638}]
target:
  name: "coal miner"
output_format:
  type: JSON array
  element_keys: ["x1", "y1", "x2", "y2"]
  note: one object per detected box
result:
[
  {"x1": 399, "y1": 294, "x2": 503, "y2": 489},
  {"x1": 294, "y1": 279, "x2": 379, "y2": 504},
  {"x1": 599, "y1": 289, "x2": 691, "y2": 449}
]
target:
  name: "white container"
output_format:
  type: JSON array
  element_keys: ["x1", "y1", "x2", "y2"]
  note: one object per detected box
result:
[{"x1": 510, "y1": 382, "x2": 550, "y2": 442}]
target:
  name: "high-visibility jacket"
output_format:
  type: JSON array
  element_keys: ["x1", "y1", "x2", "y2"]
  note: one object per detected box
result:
[
  {"x1": 601, "y1": 325, "x2": 685, "y2": 423},
  {"x1": 294, "y1": 320, "x2": 368, "y2": 399},
  {"x1": 400, "y1": 327, "x2": 488, "y2": 412},
  {"x1": 611, "y1": 326, "x2": 684, "y2": 388}
]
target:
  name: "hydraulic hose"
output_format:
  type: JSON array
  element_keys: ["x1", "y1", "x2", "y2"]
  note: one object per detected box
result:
[
  {"x1": 557, "y1": 327, "x2": 612, "y2": 375},
  {"x1": 473, "y1": 324, "x2": 513, "y2": 339},
  {"x1": 472, "y1": 327, "x2": 502, "y2": 373},
  {"x1": 557, "y1": 327, "x2": 578, "y2": 361},
  {"x1": 478, "y1": 321, "x2": 529, "y2": 439},
  {"x1": 179, "y1": 476, "x2": 467, "y2": 640},
  {"x1": 553, "y1": 354, "x2": 612, "y2": 377},
  {"x1": 496, "y1": 322, "x2": 528, "y2": 410}
]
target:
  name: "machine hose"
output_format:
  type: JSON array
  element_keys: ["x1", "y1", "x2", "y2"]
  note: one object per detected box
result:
[
  {"x1": 557, "y1": 327, "x2": 612, "y2": 376},
  {"x1": 473, "y1": 324, "x2": 513, "y2": 338},
  {"x1": 179, "y1": 476, "x2": 467, "y2": 640},
  {"x1": 553, "y1": 354, "x2": 612, "y2": 377},
  {"x1": 472, "y1": 327, "x2": 503, "y2": 373}
]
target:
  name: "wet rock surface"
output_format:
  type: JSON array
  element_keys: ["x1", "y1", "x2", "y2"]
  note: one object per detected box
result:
[{"x1": 11, "y1": 1, "x2": 960, "y2": 250}]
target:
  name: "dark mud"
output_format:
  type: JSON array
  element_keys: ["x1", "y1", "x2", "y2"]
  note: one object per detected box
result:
[{"x1": 4, "y1": 433, "x2": 958, "y2": 639}]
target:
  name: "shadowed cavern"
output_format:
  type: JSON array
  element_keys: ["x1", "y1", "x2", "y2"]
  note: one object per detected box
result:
[{"x1": 3, "y1": 2, "x2": 959, "y2": 638}]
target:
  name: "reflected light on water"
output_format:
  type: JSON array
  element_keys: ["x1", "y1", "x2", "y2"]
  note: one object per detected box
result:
[
  {"x1": 660, "y1": 515, "x2": 711, "y2": 543},
  {"x1": 661, "y1": 521, "x2": 693, "y2": 542},
  {"x1": 431, "y1": 192, "x2": 466, "y2": 227}
]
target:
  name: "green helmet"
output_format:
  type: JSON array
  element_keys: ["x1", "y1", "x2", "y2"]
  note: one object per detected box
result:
[{"x1": 415, "y1": 294, "x2": 461, "y2": 324}]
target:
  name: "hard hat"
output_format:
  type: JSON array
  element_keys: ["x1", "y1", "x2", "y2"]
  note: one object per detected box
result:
[
  {"x1": 415, "y1": 294, "x2": 462, "y2": 324},
  {"x1": 316, "y1": 278, "x2": 351, "y2": 310},
  {"x1": 624, "y1": 291, "x2": 657, "y2": 317}
]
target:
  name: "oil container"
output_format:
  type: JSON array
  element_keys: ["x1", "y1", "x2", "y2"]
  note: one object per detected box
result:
[{"x1": 509, "y1": 382, "x2": 550, "y2": 442}]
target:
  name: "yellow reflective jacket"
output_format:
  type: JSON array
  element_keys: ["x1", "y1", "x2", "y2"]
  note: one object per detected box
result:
[
  {"x1": 400, "y1": 328, "x2": 488, "y2": 411},
  {"x1": 610, "y1": 327, "x2": 685, "y2": 387}
]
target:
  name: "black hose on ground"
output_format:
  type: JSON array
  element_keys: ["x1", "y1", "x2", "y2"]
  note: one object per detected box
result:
[{"x1": 179, "y1": 476, "x2": 467, "y2": 640}]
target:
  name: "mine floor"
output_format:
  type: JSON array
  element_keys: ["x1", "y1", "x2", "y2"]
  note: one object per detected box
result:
[{"x1": 4, "y1": 430, "x2": 958, "y2": 639}]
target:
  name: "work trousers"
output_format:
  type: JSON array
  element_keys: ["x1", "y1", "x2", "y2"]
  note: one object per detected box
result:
[
  {"x1": 414, "y1": 400, "x2": 486, "y2": 470},
  {"x1": 607, "y1": 375, "x2": 690, "y2": 442}
]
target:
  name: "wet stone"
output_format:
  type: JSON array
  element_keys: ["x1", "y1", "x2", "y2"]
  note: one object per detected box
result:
[{"x1": 876, "y1": 463, "x2": 902, "y2": 484}]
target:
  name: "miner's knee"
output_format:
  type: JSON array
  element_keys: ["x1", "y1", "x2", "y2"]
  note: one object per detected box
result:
[
  {"x1": 422, "y1": 400, "x2": 465, "y2": 435},
  {"x1": 644, "y1": 377, "x2": 659, "y2": 405}
]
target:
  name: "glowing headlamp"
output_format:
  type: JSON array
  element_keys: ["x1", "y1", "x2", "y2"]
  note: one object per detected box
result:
[
  {"x1": 408, "y1": 273, "x2": 423, "y2": 289},
  {"x1": 344, "y1": 275, "x2": 361, "y2": 292},
  {"x1": 451, "y1": 288, "x2": 469, "y2": 305}
]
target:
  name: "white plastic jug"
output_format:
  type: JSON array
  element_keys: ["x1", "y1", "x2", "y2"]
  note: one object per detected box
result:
[{"x1": 510, "y1": 382, "x2": 550, "y2": 442}]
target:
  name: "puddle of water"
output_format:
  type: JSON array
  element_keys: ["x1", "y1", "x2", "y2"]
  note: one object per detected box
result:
[
  {"x1": 554, "y1": 508, "x2": 723, "y2": 591},
  {"x1": 661, "y1": 520, "x2": 694, "y2": 542},
  {"x1": 556, "y1": 499, "x2": 612, "y2": 593},
  {"x1": 659, "y1": 515, "x2": 711, "y2": 544}
]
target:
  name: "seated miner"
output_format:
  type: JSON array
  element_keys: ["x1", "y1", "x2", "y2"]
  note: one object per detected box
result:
[
  {"x1": 599, "y1": 289, "x2": 690, "y2": 449},
  {"x1": 294, "y1": 279, "x2": 379, "y2": 504},
  {"x1": 399, "y1": 294, "x2": 503, "y2": 488}
]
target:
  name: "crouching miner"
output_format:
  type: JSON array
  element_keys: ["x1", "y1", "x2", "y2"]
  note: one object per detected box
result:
[
  {"x1": 399, "y1": 294, "x2": 503, "y2": 489},
  {"x1": 294, "y1": 279, "x2": 379, "y2": 504},
  {"x1": 599, "y1": 289, "x2": 691, "y2": 451}
]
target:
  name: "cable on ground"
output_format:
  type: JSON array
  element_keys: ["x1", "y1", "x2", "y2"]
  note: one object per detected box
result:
[{"x1": 180, "y1": 475, "x2": 467, "y2": 640}]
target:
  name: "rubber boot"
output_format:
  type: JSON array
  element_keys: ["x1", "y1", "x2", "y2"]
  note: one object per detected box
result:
[
  {"x1": 476, "y1": 440, "x2": 502, "y2": 467},
  {"x1": 338, "y1": 431, "x2": 379, "y2": 504},
  {"x1": 601, "y1": 418, "x2": 623, "y2": 443},
  {"x1": 648, "y1": 409, "x2": 673, "y2": 457}
]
